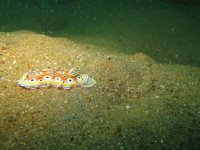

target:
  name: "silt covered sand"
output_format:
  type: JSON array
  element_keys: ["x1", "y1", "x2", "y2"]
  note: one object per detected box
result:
[{"x1": 0, "y1": 31, "x2": 200, "y2": 149}]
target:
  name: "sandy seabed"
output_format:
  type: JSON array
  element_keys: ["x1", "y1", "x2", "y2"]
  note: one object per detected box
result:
[{"x1": 0, "y1": 31, "x2": 199, "y2": 149}]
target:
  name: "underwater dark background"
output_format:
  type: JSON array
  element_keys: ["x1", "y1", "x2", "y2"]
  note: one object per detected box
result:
[{"x1": 0, "y1": 0, "x2": 200, "y2": 66}]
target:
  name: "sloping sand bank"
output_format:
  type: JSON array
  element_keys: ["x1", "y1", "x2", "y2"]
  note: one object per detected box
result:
[{"x1": 0, "y1": 31, "x2": 199, "y2": 149}]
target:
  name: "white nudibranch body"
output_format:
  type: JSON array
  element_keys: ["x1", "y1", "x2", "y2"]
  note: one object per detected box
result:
[{"x1": 17, "y1": 67, "x2": 96, "y2": 90}]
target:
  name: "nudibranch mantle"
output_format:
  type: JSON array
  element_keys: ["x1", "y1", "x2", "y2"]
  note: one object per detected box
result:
[{"x1": 18, "y1": 67, "x2": 96, "y2": 90}]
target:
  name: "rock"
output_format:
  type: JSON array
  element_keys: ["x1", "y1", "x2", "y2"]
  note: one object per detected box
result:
[
  {"x1": 131, "y1": 53, "x2": 154, "y2": 66},
  {"x1": 0, "y1": 42, "x2": 9, "y2": 51},
  {"x1": 0, "y1": 56, "x2": 7, "y2": 64}
]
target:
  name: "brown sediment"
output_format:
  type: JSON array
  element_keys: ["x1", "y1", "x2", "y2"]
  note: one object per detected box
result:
[{"x1": 0, "y1": 31, "x2": 199, "y2": 149}]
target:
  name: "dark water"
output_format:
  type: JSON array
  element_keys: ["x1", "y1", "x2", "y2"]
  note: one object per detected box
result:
[{"x1": 0, "y1": 0, "x2": 200, "y2": 66}]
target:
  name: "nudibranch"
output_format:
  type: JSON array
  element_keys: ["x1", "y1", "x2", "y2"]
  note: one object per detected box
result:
[{"x1": 17, "y1": 65, "x2": 96, "y2": 90}]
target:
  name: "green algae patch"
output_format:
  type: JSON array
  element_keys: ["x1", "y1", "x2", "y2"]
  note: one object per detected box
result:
[{"x1": 0, "y1": 31, "x2": 200, "y2": 149}]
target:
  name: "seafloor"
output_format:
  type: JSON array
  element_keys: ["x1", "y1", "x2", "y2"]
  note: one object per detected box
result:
[{"x1": 0, "y1": 31, "x2": 199, "y2": 149}]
